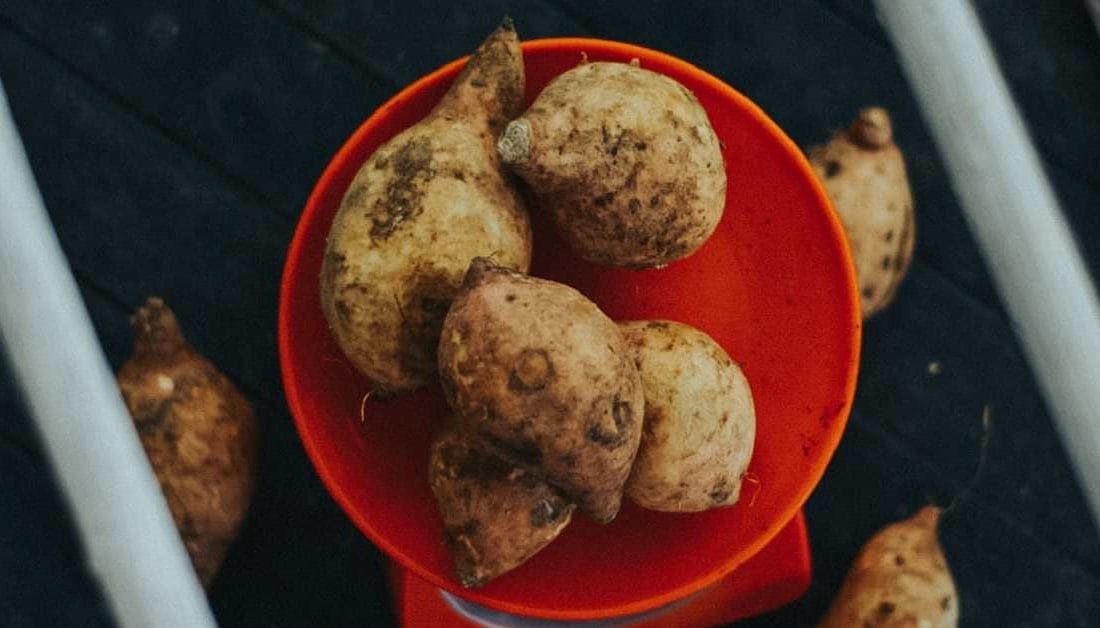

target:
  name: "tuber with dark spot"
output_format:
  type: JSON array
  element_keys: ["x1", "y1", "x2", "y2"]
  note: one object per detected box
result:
[
  {"x1": 429, "y1": 425, "x2": 574, "y2": 587},
  {"x1": 808, "y1": 107, "x2": 915, "y2": 319},
  {"x1": 438, "y1": 258, "x2": 644, "y2": 523},
  {"x1": 819, "y1": 506, "x2": 958, "y2": 627},
  {"x1": 321, "y1": 22, "x2": 532, "y2": 396}
]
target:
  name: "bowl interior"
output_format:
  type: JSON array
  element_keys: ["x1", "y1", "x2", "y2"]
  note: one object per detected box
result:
[{"x1": 279, "y1": 38, "x2": 859, "y2": 620}]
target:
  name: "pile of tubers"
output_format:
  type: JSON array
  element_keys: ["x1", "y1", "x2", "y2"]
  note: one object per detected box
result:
[
  {"x1": 320, "y1": 18, "x2": 937, "y2": 607},
  {"x1": 115, "y1": 22, "x2": 937, "y2": 608},
  {"x1": 319, "y1": 22, "x2": 756, "y2": 587}
]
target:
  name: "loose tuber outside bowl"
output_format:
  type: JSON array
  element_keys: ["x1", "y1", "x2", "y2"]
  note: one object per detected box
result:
[{"x1": 279, "y1": 38, "x2": 860, "y2": 621}]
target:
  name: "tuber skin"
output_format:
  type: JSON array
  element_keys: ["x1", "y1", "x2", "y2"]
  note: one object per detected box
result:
[
  {"x1": 819, "y1": 506, "x2": 959, "y2": 628},
  {"x1": 437, "y1": 258, "x2": 644, "y2": 523},
  {"x1": 429, "y1": 425, "x2": 575, "y2": 588},
  {"x1": 808, "y1": 107, "x2": 915, "y2": 319},
  {"x1": 499, "y1": 61, "x2": 725, "y2": 269},
  {"x1": 620, "y1": 321, "x2": 755, "y2": 512},
  {"x1": 321, "y1": 21, "x2": 532, "y2": 397},
  {"x1": 117, "y1": 298, "x2": 259, "y2": 590}
]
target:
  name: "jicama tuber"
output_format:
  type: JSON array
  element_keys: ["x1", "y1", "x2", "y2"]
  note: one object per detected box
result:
[
  {"x1": 437, "y1": 258, "x2": 644, "y2": 523},
  {"x1": 808, "y1": 107, "x2": 915, "y2": 318},
  {"x1": 117, "y1": 298, "x2": 259, "y2": 590},
  {"x1": 321, "y1": 20, "x2": 532, "y2": 396},
  {"x1": 819, "y1": 506, "x2": 959, "y2": 628},
  {"x1": 619, "y1": 320, "x2": 755, "y2": 512},
  {"x1": 429, "y1": 425, "x2": 574, "y2": 587},
  {"x1": 498, "y1": 60, "x2": 725, "y2": 269}
]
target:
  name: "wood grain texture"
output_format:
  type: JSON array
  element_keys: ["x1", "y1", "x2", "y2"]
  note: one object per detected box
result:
[
  {"x1": 0, "y1": 0, "x2": 388, "y2": 216},
  {"x1": 0, "y1": 23, "x2": 394, "y2": 628}
]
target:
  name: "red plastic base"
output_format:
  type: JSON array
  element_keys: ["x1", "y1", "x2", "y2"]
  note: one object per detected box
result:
[{"x1": 389, "y1": 510, "x2": 811, "y2": 627}]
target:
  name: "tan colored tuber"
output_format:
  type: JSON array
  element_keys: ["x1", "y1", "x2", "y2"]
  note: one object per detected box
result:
[
  {"x1": 808, "y1": 107, "x2": 915, "y2": 318},
  {"x1": 321, "y1": 21, "x2": 532, "y2": 396},
  {"x1": 499, "y1": 60, "x2": 725, "y2": 268},
  {"x1": 819, "y1": 506, "x2": 959, "y2": 628}
]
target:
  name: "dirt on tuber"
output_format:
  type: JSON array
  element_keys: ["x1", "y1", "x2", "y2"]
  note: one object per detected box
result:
[
  {"x1": 437, "y1": 258, "x2": 644, "y2": 524},
  {"x1": 808, "y1": 107, "x2": 915, "y2": 318},
  {"x1": 819, "y1": 506, "x2": 959, "y2": 628},
  {"x1": 429, "y1": 424, "x2": 575, "y2": 587},
  {"x1": 620, "y1": 320, "x2": 756, "y2": 512},
  {"x1": 321, "y1": 21, "x2": 532, "y2": 397},
  {"x1": 117, "y1": 298, "x2": 259, "y2": 590},
  {"x1": 499, "y1": 60, "x2": 725, "y2": 269}
]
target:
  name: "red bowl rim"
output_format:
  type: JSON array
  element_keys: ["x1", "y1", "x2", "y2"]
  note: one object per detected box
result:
[{"x1": 278, "y1": 36, "x2": 860, "y2": 620}]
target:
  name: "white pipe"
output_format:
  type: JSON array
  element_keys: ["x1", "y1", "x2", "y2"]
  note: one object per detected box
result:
[
  {"x1": 0, "y1": 80, "x2": 215, "y2": 627},
  {"x1": 874, "y1": 0, "x2": 1100, "y2": 525}
]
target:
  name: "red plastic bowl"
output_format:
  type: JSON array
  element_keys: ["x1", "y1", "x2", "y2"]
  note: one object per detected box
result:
[{"x1": 279, "y1": 38, "x2": 859, "y2": 621}]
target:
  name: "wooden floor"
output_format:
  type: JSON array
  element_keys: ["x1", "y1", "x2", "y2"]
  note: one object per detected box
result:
[{"x1": 1, "y1": 1, "x2": 1098, "y2": 625}]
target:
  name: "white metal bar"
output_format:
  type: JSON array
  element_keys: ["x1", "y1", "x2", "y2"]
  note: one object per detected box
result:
[
  {"x1": 874, "y1": 0, "x2": 1100, "y2": 525},
  {"x1": 0, "y1": 80, "x2": 215, "y2": 627}
]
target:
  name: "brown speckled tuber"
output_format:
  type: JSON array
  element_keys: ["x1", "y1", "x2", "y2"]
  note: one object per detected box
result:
[
  {"x1": 429, "y1": 425, "x2": 574, "y2": 587},
  {"x1": 808, "y1": 107, "x2": 915, "y2": 318},
  {"x1": 117, "y1": 298, "x2": 259, "y2": 590},
  {"x1": 819, "y1": 506, "x2": 959, "y2": 628},
  {"x1": 620, "y1": 320, "x2": 755, "y2": 512},
  {"x1": 321, "y1": 21, "x2": 532, "y2": 396},
  {"x1": 498, "y1": 61, "x2": 725, "y2": 269},
  {"x1": 438, "y1": 258, "x2": 644, "y2": 523}
]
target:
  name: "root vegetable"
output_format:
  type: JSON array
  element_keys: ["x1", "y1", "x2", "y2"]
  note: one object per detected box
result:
[
  {"x1": 429, "y1": 425, "x2": 574, "y2": 587},
  {"x1": 808, "y1": 107, "x2": 915, "y2": 318},
  {"x1": 819, "y1": 506, "x2": 959, "y2": 628},
  {"x1": 321, "y1": 21, "x2": 532, "y2": 396},
  {"x1": 498, "y1": 60, "x2": 725, "y2": 268},
  {"x1": 117, "y1": 298, "x2": 259, "y2": 590},
  {"x1": 437, "y1": 258, "x2": 644, "y2": 523},
  {"x1": 620, "y1": 320, "x2": 755, "y2": 512}
]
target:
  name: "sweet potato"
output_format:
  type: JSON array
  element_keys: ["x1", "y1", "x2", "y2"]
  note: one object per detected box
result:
[
  {"x1": 438, "y1": 258, "x2": 644, "y2": 523},
  {"x1": 808, "y1": 107, "x2": 915, "y2": 318},
  {"x1": 620, "y1": 320, "x2": 755, "y2": 512},
  {"x1": 321, "y1": 21, "x2": 532, "y2": 396},
  {"x1": 429, "y1": 425, "x2": 574, "y2": 587},
  {"x1": 498, "y1": 60, "x2": 725, "y2": 268},
  {"x1": 117, "y1": 298, "x2": 258, "y2": 590},
  {"x1": 819, "y1": 506, "x2": 959, "y2": 628}
]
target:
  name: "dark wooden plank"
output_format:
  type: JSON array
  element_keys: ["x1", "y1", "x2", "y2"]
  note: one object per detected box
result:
[
  {"x1": 820, "y1": 0, "x2": 1100, "y2": 192},
  {"x1": 267, "y1": 0, "x2": 589, "y2": 88},
  {"x1": 0, "y1": 0, "x2": 391, "y2": 216},
  {"x1": 860, "y1": 263, "x2": 1100, "y2": 572},
  {"x1": 1, "y1": 285, "x2": 396, "y2": 627},
  {"x1": 0, "y1": 437, "x2": 115, "y2": 627},
  {"x1": 741, "y1": 412, "x2": 1100, "y2": 627},
  {"x1": 1050, "y1": 162, "x2": 1100, "y2": 282},
  {"x1": 814, "y1": 0, "x2": 889, "y2": 46},
  {"x1": 0, "y1": 28, "x2": 394, "y2": 627},
  {"x1": 0, "y1": 28, "x2": 289, "y2": 404}
]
